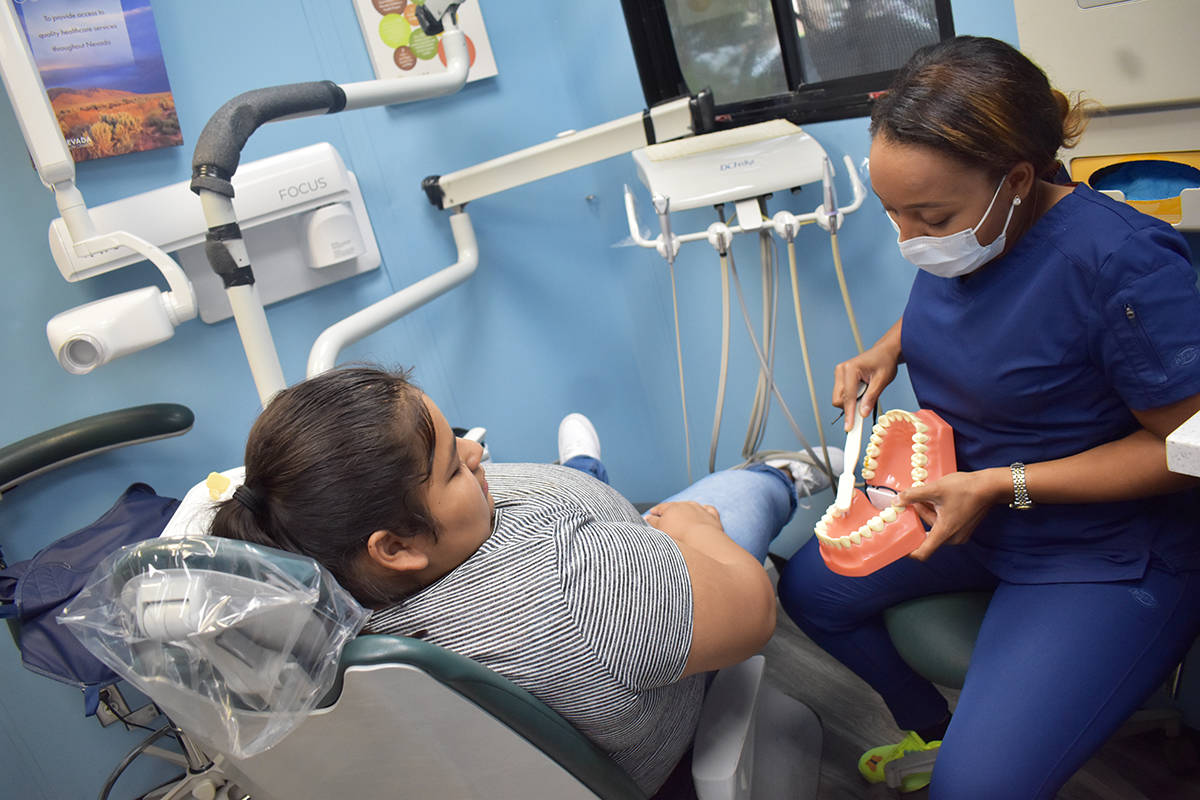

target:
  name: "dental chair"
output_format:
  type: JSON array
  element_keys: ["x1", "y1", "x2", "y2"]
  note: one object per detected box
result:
[
  {"x1": 882, "y1": 591, "x2": 1196, "y2": 796},
  {"x1": 63, "y1": 536, "x2": 823, "y2": 800}
]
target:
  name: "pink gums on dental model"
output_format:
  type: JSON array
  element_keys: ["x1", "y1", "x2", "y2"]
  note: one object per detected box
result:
[{"x1": 816, "y1": 409, "x2": 956, "y2": 577}]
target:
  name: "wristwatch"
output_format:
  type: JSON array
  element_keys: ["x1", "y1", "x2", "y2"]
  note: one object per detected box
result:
[{"x1": 1009, "y1": 462, "x2": 1034, "y2": 510}]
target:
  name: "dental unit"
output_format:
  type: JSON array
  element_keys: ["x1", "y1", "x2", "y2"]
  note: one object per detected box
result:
[{"x1": 623, "y1": 123, "x2": 868, "y2": 479}]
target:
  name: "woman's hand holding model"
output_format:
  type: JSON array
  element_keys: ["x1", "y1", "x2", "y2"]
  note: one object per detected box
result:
[{"x1": 833, "y1": 318, "x2": 902, "y2": 431}]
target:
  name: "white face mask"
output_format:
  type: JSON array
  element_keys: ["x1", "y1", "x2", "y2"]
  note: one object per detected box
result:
[{"x1": 890, "y1": 176, "x2": 1021, "y2": 278}]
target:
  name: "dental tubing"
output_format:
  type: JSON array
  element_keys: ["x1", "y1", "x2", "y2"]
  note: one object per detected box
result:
[
  {"x1": 655, "y1": 194, "x2": 692, "y2": 484},
  {"x1": 785, "y1": 235, "x2": 836, "y2": 481},
  {"x1": 742, "y1": 230, "x2": 779, "y2": 460},
  {"x1": 830, "y1": 230, "x2": 864, "y2": 354},
  {"x1": 727, "y1": 238, "x2": 832, "y2": 478},
  {"x1": 699, "y1": 209, "x2": 839, "y2": 485},
  {"x1": 710, "y1": 245, "x2": 732, "y2": 475},
  {"x1": 667, "y1": 257, "x2": 692, "y2": 485}
]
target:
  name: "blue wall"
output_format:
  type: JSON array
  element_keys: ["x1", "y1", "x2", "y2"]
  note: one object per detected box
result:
[{"x1": 6, "y1": 1, "x2": 1151, "y2": 796}]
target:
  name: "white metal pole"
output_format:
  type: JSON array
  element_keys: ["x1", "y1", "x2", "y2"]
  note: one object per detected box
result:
[
  {"x1": 199, "y1": 190, "x2": 286, "y2": 405},
  {"x1": 339, "y1": 26, "x2": 469, "y2": 110},
  {"x1": 307, "y1": 209, "x2": 478, "y2": 377}
]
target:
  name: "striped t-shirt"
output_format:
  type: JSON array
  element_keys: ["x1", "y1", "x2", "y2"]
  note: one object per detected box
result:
[{"x1": 368, "y1": 463, "x2": 704, "y2": 792}]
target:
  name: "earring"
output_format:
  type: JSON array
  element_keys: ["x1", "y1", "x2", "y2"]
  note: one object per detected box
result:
[{"x1": 1013, "y1": 195, "x2": 1022, "y2": 206}]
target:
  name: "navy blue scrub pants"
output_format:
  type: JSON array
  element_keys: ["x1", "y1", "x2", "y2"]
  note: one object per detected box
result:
[{"x1": 778, "y1": 536, "x2": 1200, "y2": 799}]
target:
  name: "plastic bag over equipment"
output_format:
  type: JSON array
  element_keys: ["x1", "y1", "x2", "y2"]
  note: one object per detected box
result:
[{"x1": 59, "y1": 535, "x2": 369, "y2": 757}]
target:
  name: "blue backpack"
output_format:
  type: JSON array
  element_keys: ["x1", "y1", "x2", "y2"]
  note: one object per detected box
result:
[{"x1": 0, "y1": 483, "x2": 180, "y2": 715}]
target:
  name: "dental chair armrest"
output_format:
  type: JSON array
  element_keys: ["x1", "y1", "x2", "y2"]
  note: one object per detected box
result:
[
  {"x1": 691, "y1": 655, "x2": 766, "y2": 800},
  {"x1": 0, "y1": 404, "x2": 194, "y2": 493},
  {"x1": 332, "y1": 635, "x2": 649, "y2": 800}
]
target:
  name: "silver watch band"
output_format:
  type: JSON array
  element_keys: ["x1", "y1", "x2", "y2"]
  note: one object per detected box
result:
[{"x1": 1009, "y1": 461, "x2": 1033, "y2": 510}]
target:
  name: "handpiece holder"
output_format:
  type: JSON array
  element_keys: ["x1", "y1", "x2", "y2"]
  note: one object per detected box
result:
[{"x1": 624, "y1": 153, "x2": 866, "y2": 258}]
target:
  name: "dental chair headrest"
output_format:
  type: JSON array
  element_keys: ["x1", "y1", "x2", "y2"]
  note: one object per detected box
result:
[{"x1": 60, "y1": 536, "x2": 368, "y2": 758}]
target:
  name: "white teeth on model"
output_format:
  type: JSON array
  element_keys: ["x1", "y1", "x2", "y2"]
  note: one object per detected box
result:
[
  {"x1": 863, "y1": 411, "x2": 940, "y2": 491},
  {"x1": 816, "y1": 503, "x2": 911, "y2": 551}
]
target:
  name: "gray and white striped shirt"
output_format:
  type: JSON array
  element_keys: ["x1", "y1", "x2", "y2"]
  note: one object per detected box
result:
[{"x1": 368, "y1": 463, "x2": 704, "y2": 792}]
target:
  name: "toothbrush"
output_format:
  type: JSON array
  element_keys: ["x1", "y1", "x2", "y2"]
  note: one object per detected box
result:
[{"x1": 836, "y1": 384, "x2": 866, "y2": 511}]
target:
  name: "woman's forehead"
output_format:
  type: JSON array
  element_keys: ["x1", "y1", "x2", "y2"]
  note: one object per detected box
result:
[{"x1": 869, "y1": 137, "x2": 988, "y2": 207}]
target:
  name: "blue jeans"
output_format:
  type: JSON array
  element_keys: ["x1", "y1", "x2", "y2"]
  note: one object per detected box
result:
[{"x1": 564, "y1": 456, "x2": 797, "y2": 562}]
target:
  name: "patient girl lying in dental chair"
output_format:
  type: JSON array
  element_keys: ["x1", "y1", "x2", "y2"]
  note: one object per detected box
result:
[{"x1": 203, "y1": 365, "x2": 811, "y2": 794}]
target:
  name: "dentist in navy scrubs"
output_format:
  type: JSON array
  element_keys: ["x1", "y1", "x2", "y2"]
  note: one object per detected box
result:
[{"x1": 778, "y1": 36, "x2": 1200, "y2": 799}]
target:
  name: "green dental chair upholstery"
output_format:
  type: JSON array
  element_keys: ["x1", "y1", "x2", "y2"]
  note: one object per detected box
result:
[
  {"x1": 80, "y1": 537, "x2": 822, "y2": 800},
  {"x1": 882, "y1": 591, "x2": 991, "y2": 693}
]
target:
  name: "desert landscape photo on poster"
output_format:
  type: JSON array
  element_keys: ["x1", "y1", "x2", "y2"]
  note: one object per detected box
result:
[{"x1": 14, "y1": 0, "x2": 182, "y2": 162}]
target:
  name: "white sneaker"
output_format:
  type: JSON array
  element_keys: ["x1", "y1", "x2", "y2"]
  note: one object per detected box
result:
[
  {"x1": 764, "y1": 446, "x2": 845, "y2": 497},
  {"x1": 462, "y1": 426, "x2": 491, "y2": 463},
  {"x1": 558, "y1": 413, "x2": 601, "y2": 463}
]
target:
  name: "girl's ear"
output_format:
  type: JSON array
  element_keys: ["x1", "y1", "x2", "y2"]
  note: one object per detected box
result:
[{"x1": 366, "y1": 530, "x2": 430, "y2": 574}]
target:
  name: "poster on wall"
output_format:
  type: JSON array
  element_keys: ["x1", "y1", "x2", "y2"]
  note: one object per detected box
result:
[
  {"x1": 353, "y1": 0, "x2": 497, "y2": 83},
  {"x1": 12, "y1": 0, "x2": 182, "y2": 162}
]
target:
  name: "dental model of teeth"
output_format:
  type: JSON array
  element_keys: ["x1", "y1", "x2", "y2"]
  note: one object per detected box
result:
[
  {"x1": 815, "y1": 494, "x2": 906, "y2": 550},
  {"x1": 816, "y1": 408, "x2": 956, "y2": 577},
  {"x1": 862, "y1": 410, "x2": 934, "y2": 486}
]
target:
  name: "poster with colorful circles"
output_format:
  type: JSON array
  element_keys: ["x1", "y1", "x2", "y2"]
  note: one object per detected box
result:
[{"x1": 353, "y1": 0, "x2": 497, "y2": 82}]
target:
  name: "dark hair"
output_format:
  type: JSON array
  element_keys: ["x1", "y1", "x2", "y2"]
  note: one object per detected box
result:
[
  {"x1": 211, "y1": 366, "x2": 437, "y2": 607},
  {"x1": 870, "y1": 36, "x2": 1089, "y2": 179}
]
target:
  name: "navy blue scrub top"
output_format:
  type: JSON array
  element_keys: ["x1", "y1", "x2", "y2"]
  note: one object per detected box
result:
[{"x1": 901, "y1": 184, "x2": 1200, "y2": 583}]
